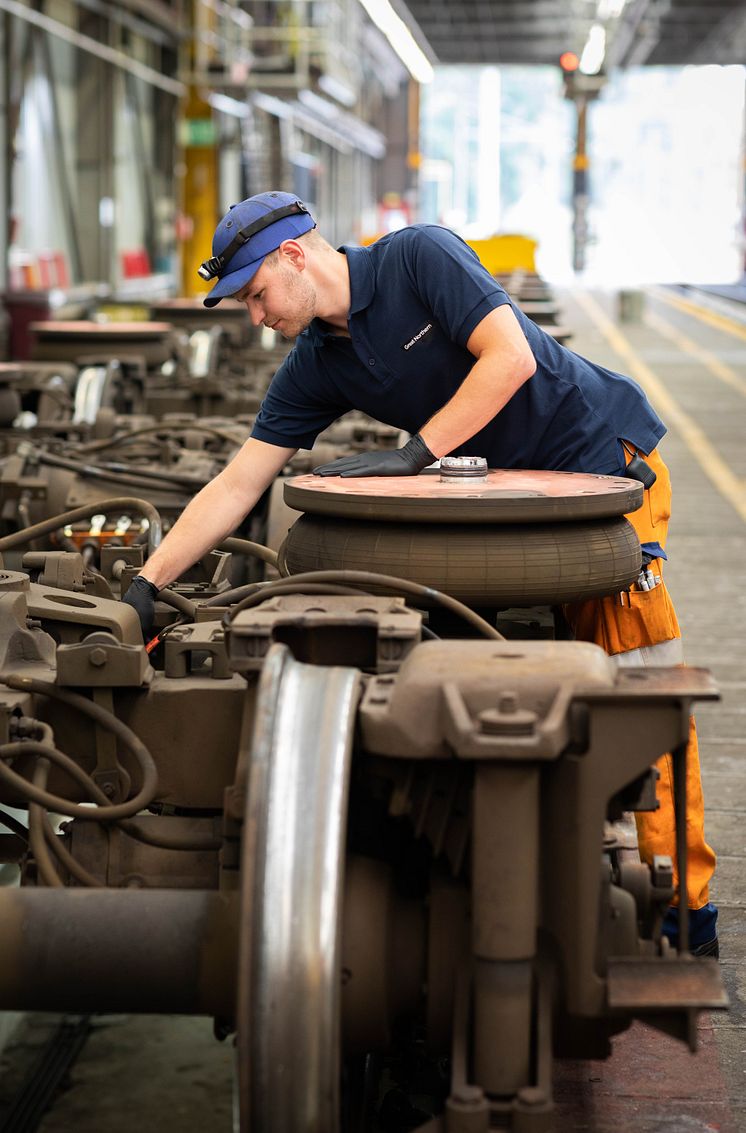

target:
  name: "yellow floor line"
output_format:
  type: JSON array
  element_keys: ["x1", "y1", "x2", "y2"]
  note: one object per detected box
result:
[
  {"x1": 644, "y1": 308, "x2": 746, "y2": 399},
  {"x1": 648, "y1": 286, "x2": 746, "y2": 343},
  {"x1": 574, "y1": 290, "x2": 746, "y2": 525}
]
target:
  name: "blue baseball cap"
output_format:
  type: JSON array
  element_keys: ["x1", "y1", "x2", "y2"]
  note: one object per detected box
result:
[{"x1": 200, "y1": 191, "x2": 316, "y2": 308}]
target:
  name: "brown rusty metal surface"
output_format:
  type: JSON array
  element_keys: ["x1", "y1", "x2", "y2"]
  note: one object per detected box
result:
[
  {"x1": 600, "y1": 665, "x2": 721, "y2": 700},
  {"x1": 227, "y1": 594, "x2": 423, "y2": 673},
  {"x1": 425, "y1": 876, "x2": 469, "y2": 1053},
  {"x1": 472, "y1": 764, "x2": 538, "y2": 1094},
  {"x1": 0, "y1": 665, "x2": 248, "y2": 812},
  {"x1": 341, "y1": 855, "x2": 427, "y2": 1053},
  {"x1": 284, "y1": 468, "x2": 642, "y2": 523},
  {"x1": 359, "y1": 640, "x2": 616, "y2": 759},
  {"x1": 26, "y1": 583, "x2": 142, "y2": 644},
  {"x1": 606, "y1": 957, "x2": 728, "y2": 1011},
  {"x1": 56, "y1": 633, "x2": 152, "y2": 687},
  {"x1": 65, "y1": 816, "x2": 222, "y2": 889},
  {"x1": 163, "y1": 622, "x2": 230, "y2": 679},
  {"x1": 0, "y1": 887, "x2": 237, "y2": 1016}
]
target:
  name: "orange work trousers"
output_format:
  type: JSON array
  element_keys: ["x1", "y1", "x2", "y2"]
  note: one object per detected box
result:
[{"x1": 563, "y1": 446, "x2": 716, "y2": 910}]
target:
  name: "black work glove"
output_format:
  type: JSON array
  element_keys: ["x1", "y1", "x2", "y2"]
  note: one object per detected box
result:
[
  {"x1": 313, "y1": 433, "x2": 435, "y2": 478},
  {"x1": 122, "y1": 575, "x2": 159, "y2": 640}
]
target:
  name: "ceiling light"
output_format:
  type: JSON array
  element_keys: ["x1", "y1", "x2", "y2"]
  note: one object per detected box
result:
[
  {"x1": 580, "y1": 24, "x2": 606, "y2": 74},
  {"x1": 318, "y1": 73, "x2": 357, "y2": 108},
  {"x1": 597, "y1": 0, "x2": 627, "y2": 19},
  {"x1": 356, "y1": 0, "x2": 434, "y2": 84}
]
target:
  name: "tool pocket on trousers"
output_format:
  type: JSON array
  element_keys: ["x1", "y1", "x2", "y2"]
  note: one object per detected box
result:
[{"x1": 608, "y1": 580, "x2": 680, "y2": 656}]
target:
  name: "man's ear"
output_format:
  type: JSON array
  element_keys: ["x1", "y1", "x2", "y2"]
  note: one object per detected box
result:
[{"x1": 278, "y1": 239, "x2": 306, "y2": 271}]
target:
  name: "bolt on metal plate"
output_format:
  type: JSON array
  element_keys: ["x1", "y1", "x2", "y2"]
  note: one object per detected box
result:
[{"x1": 440, "y1": 456, "x2": 489, "y2": 483}]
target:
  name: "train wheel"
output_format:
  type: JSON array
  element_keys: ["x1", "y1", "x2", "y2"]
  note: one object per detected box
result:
[{"x1": 236, "y1": 644, "x2": 361, "y2": 1132}]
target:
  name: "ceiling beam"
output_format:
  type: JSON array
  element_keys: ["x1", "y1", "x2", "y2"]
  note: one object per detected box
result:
[{"x1": 687, "y1": 2, "x2": 746, "y2": 63}]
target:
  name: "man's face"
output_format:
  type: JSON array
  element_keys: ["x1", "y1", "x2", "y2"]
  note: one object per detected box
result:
[{"x1": 235, "y1": 252, "x2": 317, "y2": 340}]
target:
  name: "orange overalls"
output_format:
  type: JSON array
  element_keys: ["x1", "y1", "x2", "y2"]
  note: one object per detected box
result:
[{"x1": 563, "y1": 445, "x2": 716, "y2": 912}]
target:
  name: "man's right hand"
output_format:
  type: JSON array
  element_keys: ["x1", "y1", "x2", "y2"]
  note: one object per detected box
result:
[{"x1": 122, "y1": 575, "x2": 159, "y2": 640}]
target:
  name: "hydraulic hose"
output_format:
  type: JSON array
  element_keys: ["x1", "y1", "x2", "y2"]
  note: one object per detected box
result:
[
  {"x1": 0, "y1": 739, "x2": 150, "y2": 822},
  {"x1": 0, "y1": 497, "x2": 163, "y2": 554},
  {"x1": 43, "y1": 813, "x2": 102, "y2": 887},
  {"x1": 28, "y1": 758, "x2": 63, "y2": 888},
  {"x1": 0, "y1": 676, "x2": 158, "y2": 818},
  {"x1": 33, "y1": 450, "x2": 200, "y2": 493},
  {"x1": 0, "y1": 732, "x2": 219, "y2": 852},
  {"x1": 218, "y1": 537, "x2": 279, "y2": 568},
  {"x1": 78, "y1": 423, "x2": 244, "y2": 455},
  {"x1": 202, "y1": 580, "x2": 369, "y2": 608},
  {"x1": 156, "y1": 588, "x2": 197, "y2": 621},
  {"x1": 93, "y1": 460, "x2": 210, "y2": 490}
]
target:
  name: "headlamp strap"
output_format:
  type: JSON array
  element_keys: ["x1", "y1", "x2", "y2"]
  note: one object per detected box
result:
[{"x1": 198, "y1": 200, "x2": 310, "y2": 281}]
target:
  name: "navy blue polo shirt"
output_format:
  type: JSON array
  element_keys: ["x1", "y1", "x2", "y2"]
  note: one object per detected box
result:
[{"x1": 250, "y1": 225, "x2": 665, "y2": 474}]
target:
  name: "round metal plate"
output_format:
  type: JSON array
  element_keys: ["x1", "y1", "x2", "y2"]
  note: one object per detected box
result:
[{"x1": 284, "y1": 468, "x2": 643, "y2": 524}]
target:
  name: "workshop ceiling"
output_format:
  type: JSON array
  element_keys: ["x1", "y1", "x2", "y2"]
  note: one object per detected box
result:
[{"x1": 403, "y1": 0, "x2": 746, "y2": 68}]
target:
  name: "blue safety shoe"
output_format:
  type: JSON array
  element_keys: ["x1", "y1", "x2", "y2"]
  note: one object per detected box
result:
[{"x1": 662, "y1": 901, "x2": 719, "y2": 957}]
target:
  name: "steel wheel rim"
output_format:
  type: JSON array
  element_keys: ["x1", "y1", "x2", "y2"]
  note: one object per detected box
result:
[{"x1": 237, "y1": 644, "x2": 360, "y2": 1132}]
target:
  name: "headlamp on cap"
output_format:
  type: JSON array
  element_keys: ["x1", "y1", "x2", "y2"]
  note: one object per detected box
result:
[{"x1": 197, "y1": 200, "x2": 309, "y2": 282}]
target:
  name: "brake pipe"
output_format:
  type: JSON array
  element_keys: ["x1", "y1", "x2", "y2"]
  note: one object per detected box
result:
[
  {"x1": 77, "y1": 423, "x2": 243, "y2": 455},
  {"x1": 0, "y1": 497, "x2": 163, "y2": 554},
  {"x1": 0, "y1": 732, "x2": 220, "y2": 854},
  {"x1": 0, "y1": 676, "x2": 158, "y2": 817}
]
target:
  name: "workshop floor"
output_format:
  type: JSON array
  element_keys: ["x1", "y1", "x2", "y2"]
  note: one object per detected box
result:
[
  {"x1": 0, "y1": 284, "x2": 744, "y2": 1132},
  {"x1": 552, "y1": 285, "x2": 746, "y2": 1132}
]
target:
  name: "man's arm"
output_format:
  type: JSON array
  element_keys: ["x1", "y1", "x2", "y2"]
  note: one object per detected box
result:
[
  {"x1": 419, "y1": 305, "x2": 536, "y2": 457},
  {"x1": 312, "y1": 305, "x2": 535, "y2": 477},
  {"x1": 139, "y1": 436, "x2": 296, "y2": 589}
]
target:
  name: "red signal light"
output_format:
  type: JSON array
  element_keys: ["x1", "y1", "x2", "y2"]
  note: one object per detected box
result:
[{"x1": 559, "y1": 51, "x2": 580, "y2": 72}]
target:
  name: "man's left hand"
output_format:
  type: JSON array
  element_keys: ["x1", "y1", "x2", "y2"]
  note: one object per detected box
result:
[{"x1": 313, "y1": 433, "x2": 435, "y2": 477}]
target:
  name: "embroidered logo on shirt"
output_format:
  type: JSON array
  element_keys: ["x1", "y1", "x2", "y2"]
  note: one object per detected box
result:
[{"x1": 402, "y1": 323, "x2": 433, "y2": 351}]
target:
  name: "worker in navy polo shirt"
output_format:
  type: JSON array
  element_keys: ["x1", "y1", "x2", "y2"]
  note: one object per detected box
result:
[{"x1": 124, "y1": 190, "x2": 718, "y2": 957}]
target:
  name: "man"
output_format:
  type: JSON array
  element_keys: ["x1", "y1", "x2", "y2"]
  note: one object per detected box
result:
[{"x1": 124, "y1": 190, "x2": 717, "y2": 956}]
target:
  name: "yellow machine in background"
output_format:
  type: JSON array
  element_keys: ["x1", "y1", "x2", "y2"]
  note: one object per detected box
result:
[{"x1": 466, "y1": 233, "x2": 537, "y2": 274}]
